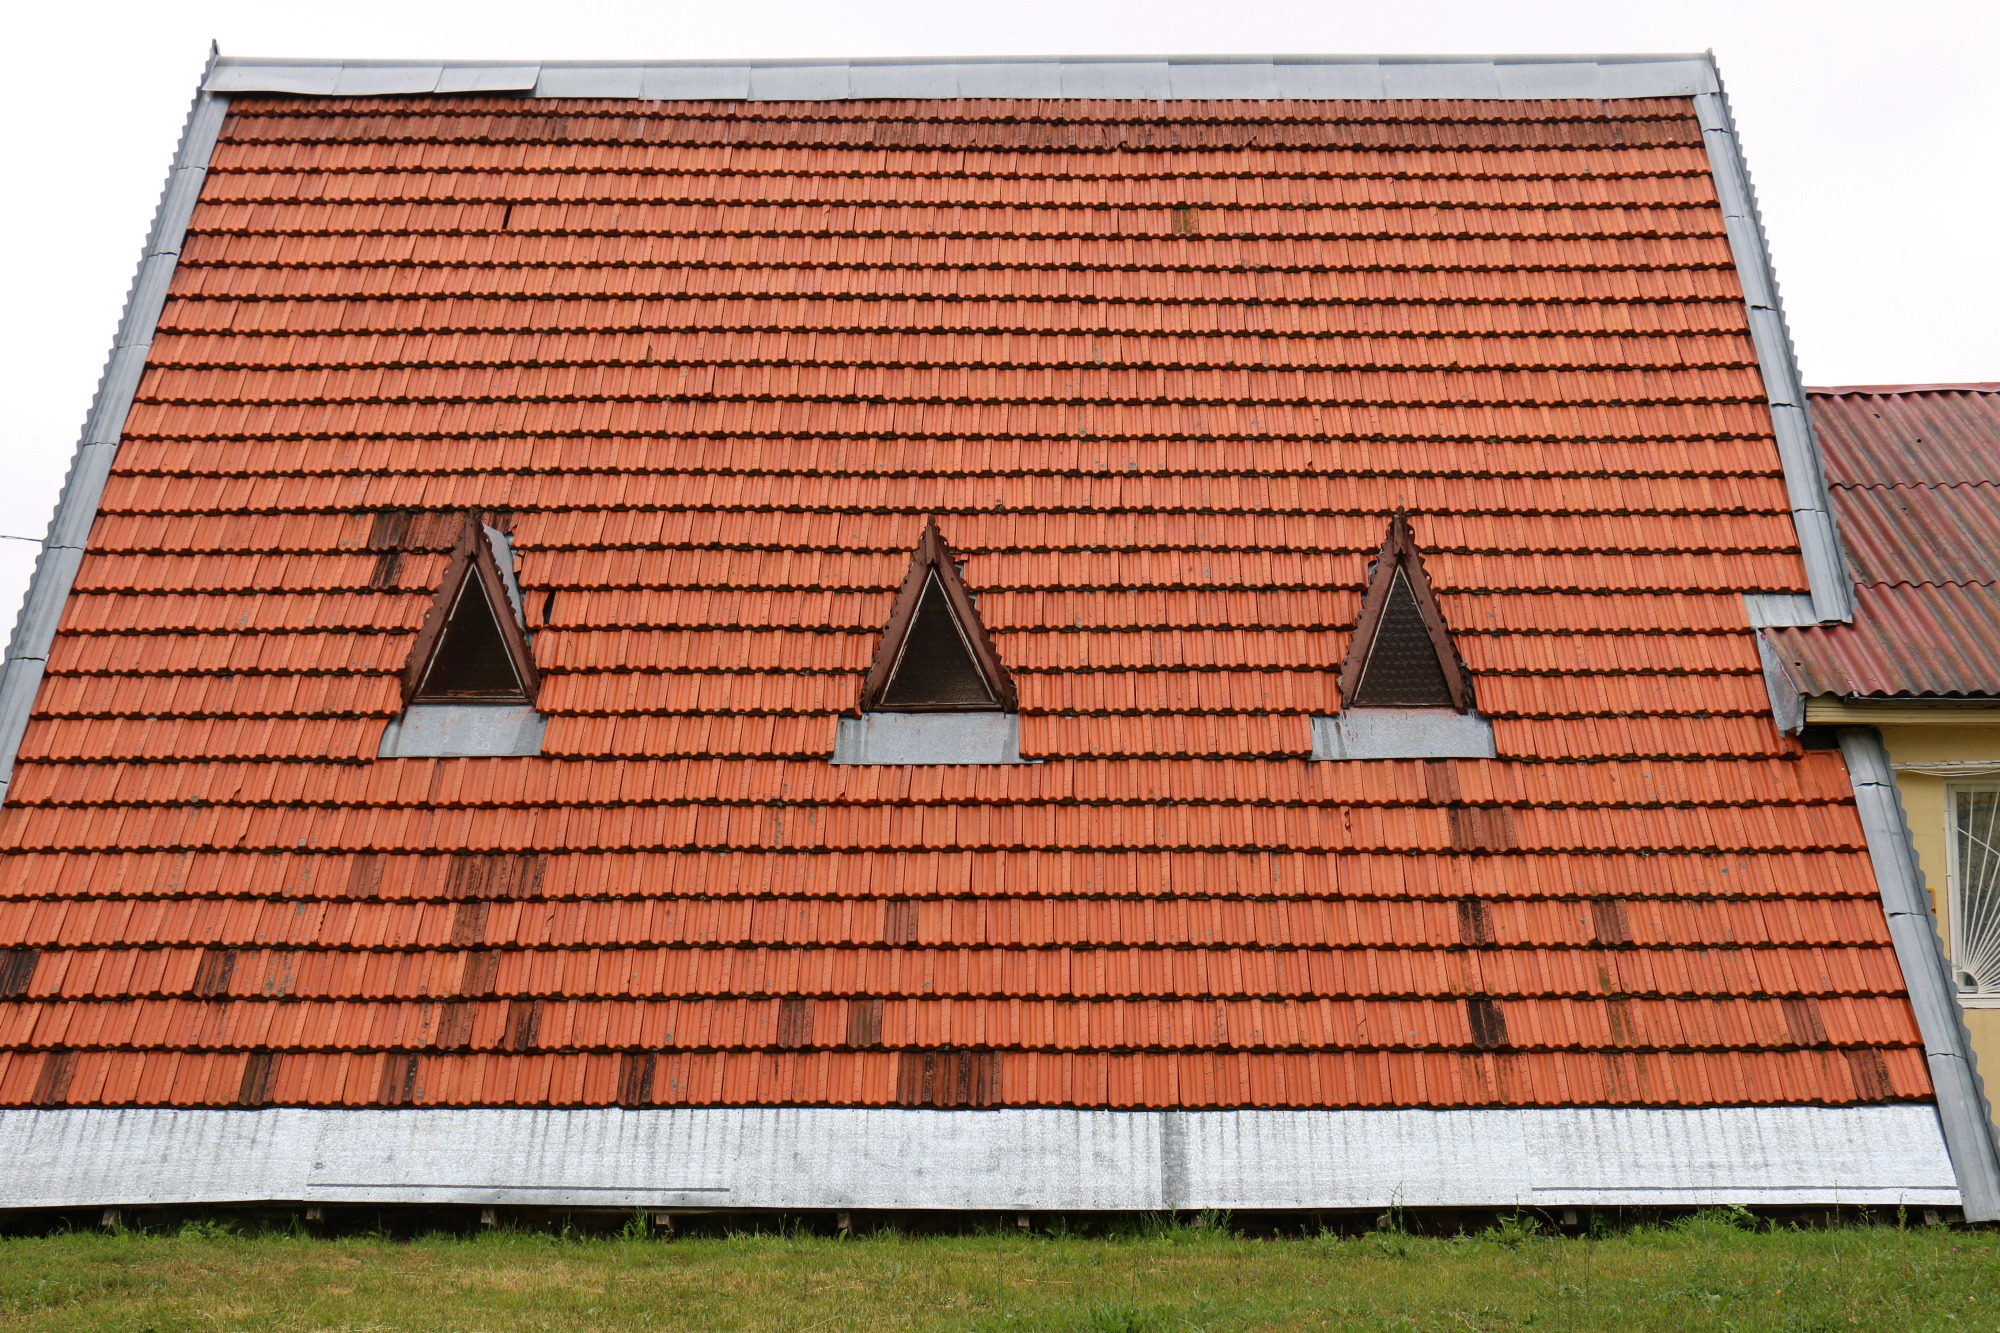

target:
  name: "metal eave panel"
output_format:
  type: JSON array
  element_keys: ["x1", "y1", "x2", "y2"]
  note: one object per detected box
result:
[
  {"x1": 0, "y1": 1106, "x2": 1959, "y2": 1211},
  {"x1": 751, "y1": 64, "x2": 852, "y2": 101},
  {"x1": 0, "y1": 54, "x2": 228, "y2": 804},
  {"x1": 1695, "y1": 70, "x2": 1853, "y2": 624},
  {"x1": 1837, "y1": 727, "x2": 2000, "y2": 1220},
  {"x1": 1059, "y1": 62, "x2": 1172, "y2": 99}
]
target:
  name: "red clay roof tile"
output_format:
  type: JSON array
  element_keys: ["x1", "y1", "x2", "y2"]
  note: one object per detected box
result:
[{"x1": 0, "y1": 93, "x2": 1921, "y2": 1113}]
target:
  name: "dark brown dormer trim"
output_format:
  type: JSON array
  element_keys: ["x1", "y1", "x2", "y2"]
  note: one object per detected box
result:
[
  {"x1": 858, "y1": 517, "x2": 1016, "y2": 714},
  {"x1": 400, "y1": 515, "x2": 540, "y2": 707},
  {"x1": 1338, "y1": 511, "x2": 1472, "y2": 714}
]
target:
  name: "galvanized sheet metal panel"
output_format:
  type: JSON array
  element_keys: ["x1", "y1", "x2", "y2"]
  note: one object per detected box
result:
[
  {"x1": 1380, "y1": 61, "x2": 1501, "y2": 100},
  {"x1": 1309, "y1": 710, "x2": 1496, "y2": 760},
  {"x1": 376, "y1": 704, "x2": 546, "y2": 758},
  {"x1": 435, "y1": 66, "x2": 541, "y2": 94},
  {"x1": 954, "y1": 63, "x2": 1064, "y2": 98},
  {"x1": 849, "y1": 64, "x2": 962, "y2": 100},
  {"x1": 0, "y1": 1106, "x2": 1958, "y2": 1211},
  {"x1": 332, "y1": 65, "x2": 445, "y2": 96},
  {"x1": 641, "y1": 66, "x2": 752, "y2": 100},
  {"x1": 1593, "y1": 58, "x2": 1716, "y2": 98},
  {"x1": 201, "y1": 53, "x2": 1722, "y2": 102},
  {"x1": 752, "y1": 65, "x2": 851, "y2": 101},
  {"x1": 535, "y1": 65, "x2": 645, "y2": 98},
  {"x1": 1060, "y1": 63, "x2": 1172, "y2": 99},
  {"x1": 204, "y1": 63, "x2": 341, "y2": 95},
  {"x1": 831, "y1": 713, "x2": 1026, "y2": 764},
  {"x1": 1168, "y1": 63, "x2": 1278, "y2": 99}
]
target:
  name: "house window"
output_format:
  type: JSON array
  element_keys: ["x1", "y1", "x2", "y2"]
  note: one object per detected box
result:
[{"x1": 1949, "y1": 784, "x2": 2000, "y2": 996}]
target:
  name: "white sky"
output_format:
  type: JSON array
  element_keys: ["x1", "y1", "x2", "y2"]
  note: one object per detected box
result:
[{"x1": 2, "y1": 0, "x2": 1995, "y2": 636}]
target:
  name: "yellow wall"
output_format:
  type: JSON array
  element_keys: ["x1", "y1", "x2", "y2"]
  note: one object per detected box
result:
[{"x1": 1872, "y1": 722, "x2": 2000, "y2": 1127}]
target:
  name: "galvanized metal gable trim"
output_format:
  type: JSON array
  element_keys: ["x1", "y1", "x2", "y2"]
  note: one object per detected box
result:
[
  {"x1": 203, "y1": 52, "x2": 1721, "y2": 101},
  {"x1": 1838, "y1": 727, "x2": 2000, "y2": 1220},
  {"x1": 0, "y1": 53, "x2": 229, "y2": 804},
  {"x1": 1694, "y1": 77, "x2": 1854, "y2": 626}
]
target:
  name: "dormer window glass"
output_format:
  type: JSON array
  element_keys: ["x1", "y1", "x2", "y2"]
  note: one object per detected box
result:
[
  {"x1": 416, "y1": 574, "x2": 529, "y2": 702},
  {"x1": 880, "y1": 571, "x2": 999, "y2": 710}
]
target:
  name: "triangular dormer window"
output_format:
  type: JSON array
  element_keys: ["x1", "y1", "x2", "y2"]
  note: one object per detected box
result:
[
  {"x1": 401, "y1": 517, "x2": 539, "y2": 707},
  {"x1": 859, "y1": 518, "x2": 1015, "y2": 713},
  {"x1": 1339, "y1": 512, "x2": 1471, "y2": 713}
]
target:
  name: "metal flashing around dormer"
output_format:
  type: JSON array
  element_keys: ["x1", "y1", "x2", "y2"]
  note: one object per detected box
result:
[
  {"x1": 0, "y1": 50, "x2": 228, "y2": 805},
  {"x1": 202, "y1": 52, "x2": 1720, "y2": 101}
]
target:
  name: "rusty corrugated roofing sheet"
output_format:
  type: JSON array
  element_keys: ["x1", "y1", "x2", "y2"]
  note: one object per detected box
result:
[
  {"x1": 0, "y1": 93, "x2": 1922, "y2": 1111},
  {"x1": 1765, "y1": 385, "x2": 2000, "y2": 699}
]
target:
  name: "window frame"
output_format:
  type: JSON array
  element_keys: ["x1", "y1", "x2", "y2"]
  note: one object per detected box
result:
[{"x1": 1945, "y1": 779, "x2": 2000, "y2": 1004}]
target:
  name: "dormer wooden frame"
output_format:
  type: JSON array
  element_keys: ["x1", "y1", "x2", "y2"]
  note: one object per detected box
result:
[
  {"x1": 1338, "y1": 511, "x2": 1472, "y2": 714},
  {"x1": 399, "y1": 515, "x2": 540, "y2": 706},
  {"x1": 857, "y1": 517, "x2": 1016, "y2": 714}
]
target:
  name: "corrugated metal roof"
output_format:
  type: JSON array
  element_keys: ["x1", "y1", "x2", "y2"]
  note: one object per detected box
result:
[
  {"x1": 1826, "y1": 481, "x2": 2000, "y2": 587},
  {"x1": 1814, "y1": 385, "x2": 2000, "y2": 486},
  {"x1": 0, "y1": 92, "x2": 1920, "y2": 1113},
  {"x1": 1766, "y1": 583, "x2": 2000, "y2": 698},
  {"x1": 1767, "y1": 385, "x2": 2000, "y2": 698}
]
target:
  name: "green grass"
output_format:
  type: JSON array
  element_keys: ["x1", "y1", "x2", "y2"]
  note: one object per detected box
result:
[{"x1": 1, "y1": 1211, "x2": 1995, "y2": 1331}]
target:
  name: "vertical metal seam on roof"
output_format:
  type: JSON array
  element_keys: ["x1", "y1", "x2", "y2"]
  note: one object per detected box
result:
[
  {"x1": 1838, "y1": 727, "x2": 2000, "y2": 1220},
  {"x1": 1694, "y1": 63, "x2": 1853, "y2": 626},
  {"x1": 0, "y1": 53, "x2": 228, "y2": 802}
]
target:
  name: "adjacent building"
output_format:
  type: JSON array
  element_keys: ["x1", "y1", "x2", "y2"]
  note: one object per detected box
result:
[{"x1": 1765, "y1": 384, "x2": 2000, "y2": 1107}]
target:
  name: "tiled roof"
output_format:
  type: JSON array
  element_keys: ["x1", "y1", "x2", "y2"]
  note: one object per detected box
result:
[
  {"x1": 1767, "y1": 385, "x2": 2000, "y2": 698},
  {"x1": 0, "y1": 93, "x2": 1922, "y2": 1112}
]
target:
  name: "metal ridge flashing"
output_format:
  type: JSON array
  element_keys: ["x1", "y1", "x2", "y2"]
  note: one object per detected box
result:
[
  {"x1": 203, "y1": 52, "x2": 1720, "y2": 101},
  {"x1": 0, "y1": 54, "x2": 229, "y2": 803},
  {"x1": 1837, "y1": 727, "x2": 2000, "y2": 1221},
  {"x1": 1808, "y1": 382, "x2": 2000, "y2": 397},
  {"x1": 1695, "y1": 63, "x2": 1852, "y2": 626}
]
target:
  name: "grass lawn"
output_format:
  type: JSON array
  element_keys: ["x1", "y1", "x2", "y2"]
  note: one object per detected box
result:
[{"x1": 0, "y1": 1212, "x2": 1994, "y2": 1332}]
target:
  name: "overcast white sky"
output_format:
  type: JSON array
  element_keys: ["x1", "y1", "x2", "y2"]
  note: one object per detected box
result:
[{"x1": 2, "y1": 0, "x2": 1995, "y2": 635}]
